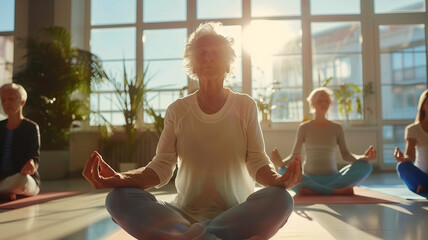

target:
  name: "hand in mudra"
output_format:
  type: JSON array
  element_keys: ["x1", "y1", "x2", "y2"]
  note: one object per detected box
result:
[
  {"x1": 278, "y1": 155, "x2": 302, "y2": 189},
  {"x1": 82, "y1": 151, "x2": 122, "y2": 189},
  {"x1": 21, "y1": 159, "x2": 36, "y2": 175},
  {"x1": 363, "y1": 146, "x2": 377, "y2": 161},
  {"x1": 394, "y1": 147, "x2": 406, "y2": 163}
]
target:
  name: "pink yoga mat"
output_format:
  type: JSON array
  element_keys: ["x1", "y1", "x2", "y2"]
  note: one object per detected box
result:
[
  {"x1": 0, "y1": 191, "x2": 87, "y2": 209},
  {"x1": 293, "y1": 187, "x2": 402, "y2": 205}
]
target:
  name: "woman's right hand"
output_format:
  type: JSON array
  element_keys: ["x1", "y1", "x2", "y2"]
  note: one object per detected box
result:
[
  {"x1": 278, "y1": 155, "x2": 302, "y2": 189},
  {"x1": 394, "y1": 147, "x2": 405, "y2": 163},
  {"x1": 82, "y1": 151, "x2": 123, "y2": 189}
]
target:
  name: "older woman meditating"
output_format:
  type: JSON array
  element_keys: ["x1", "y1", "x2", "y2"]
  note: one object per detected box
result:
[
  {"x1": 82, "y1": 22, "x2": 302, "y2": 240},
  {"x1": 0, "y1": 83, "x2": 41, "y2": 201},
  {"x1": 271, "y1": 87, "x2": 376, "y2": 196}
]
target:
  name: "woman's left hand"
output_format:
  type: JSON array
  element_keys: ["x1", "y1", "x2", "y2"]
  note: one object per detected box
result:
[
  {"x1": 21, "y1": 159, "x2": 36, "y2": 175},
  {"x1": 363, "y1": 146, "x2": 377, "y2": 161}
]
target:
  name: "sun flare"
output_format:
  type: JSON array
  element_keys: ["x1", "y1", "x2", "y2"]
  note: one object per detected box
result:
[{"x1": 243, "y1": 20, "x2": 289, "y2": 57}]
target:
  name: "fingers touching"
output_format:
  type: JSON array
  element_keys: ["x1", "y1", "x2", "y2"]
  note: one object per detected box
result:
[
  {"x1": 280, "y1": 155, "x2": 302, "y2": 189},
  {"x1": 82, "y1": 151, "x2": 104, "y2": 189}
]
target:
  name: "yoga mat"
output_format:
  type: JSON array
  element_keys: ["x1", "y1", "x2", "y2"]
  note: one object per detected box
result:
[
  {"x1": 293, "y1": 187, "x2": 402, "y2": 205},
  {"x1": 0, "y1": 191, "x2": 87, "y2": 209},
  {"x1": 361, "y1": 184, "x2": 428, "y2": 200},
  {"x1": 105, "y1": 211, "x2": 335, "y2": 240}
]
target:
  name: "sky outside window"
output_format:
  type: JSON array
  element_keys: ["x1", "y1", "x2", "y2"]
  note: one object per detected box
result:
[
  {"x1": 91, "y1": 0, "x2": 136, "y2": 25},
  {"x1": 0, "y1": 0, "x2": 14, "y2": 32},
  {"x1": 375, "y1": 0, "x2": 426, "y2": 13},
  {"x1": 251, "y1": 0, "x2": 301, "y2": 17},
  {"x1": 311, "y1": 0, "x2": 360, "y2": 15},
  {"x1": 143, "y1": 0, "x2": 186, "y2": 22},
  {"x1": 197, "y1": 0, "x2": 242, "y2": 19}
]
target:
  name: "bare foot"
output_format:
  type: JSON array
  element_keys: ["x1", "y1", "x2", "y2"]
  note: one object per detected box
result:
[
  {"x1": 416, "y1": 185, "x2": 428, "y2": 193},
  {"x1": 9, "y1": 193, "x2": 17, "y2": 201},
  {"x1": 270, "y1": 148, "x2": 284, "y2": 168},
  {"x1": 298, "y1": 188, "x2": 317, "y2": 195},
  {"x1": 332, "y1": 187, "x2": 354, "y2": 196}
]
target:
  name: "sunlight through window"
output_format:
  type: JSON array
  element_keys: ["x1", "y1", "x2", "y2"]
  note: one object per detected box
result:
[{"x1": 243, "y1": 21, "x2": 295, "y2": 58}]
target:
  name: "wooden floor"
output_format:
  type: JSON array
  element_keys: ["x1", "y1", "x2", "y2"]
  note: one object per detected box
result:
[{"x1": 0, "y1": 172, "x2": 427, "y2": 240}]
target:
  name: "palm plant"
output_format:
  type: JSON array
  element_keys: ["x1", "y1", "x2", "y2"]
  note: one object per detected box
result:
[
  {"x1": 145, "y1": 105, "x2": 164, "y2": 138},
  {"x1": 95, "y1": 61, "x2": 153, "y2": 163},
  {"x1": 13, "y1": 26, "x2": 105, "y2": 150}
]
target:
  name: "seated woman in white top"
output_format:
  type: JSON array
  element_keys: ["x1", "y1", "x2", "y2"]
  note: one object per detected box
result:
[
  {"x1": 82, "y1": 22, "x2": 302, "y2": 240},
  {"x1": 271, "y1": 87, "x2": 377, "y2": 195},
  {"x1": 394, "y1": 89, "x2": 428, "y2": 194}
]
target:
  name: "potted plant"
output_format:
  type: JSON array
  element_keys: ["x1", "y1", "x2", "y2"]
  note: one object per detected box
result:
[
  {"x1": 255, "y1": 81, "x2": 286, "y2": 127},
  {"x1": 13, "y1": 26, "x2": 105, "y2": 179},
  {"x1": 320, "y1": 76, "x2": 374, "y2": 123},
  {"x1": 95, "y1": 62, "x2": 154, "y2": 171},
  {"x1": 255, "y1": 93, "x2": 275, "y2": 122}
]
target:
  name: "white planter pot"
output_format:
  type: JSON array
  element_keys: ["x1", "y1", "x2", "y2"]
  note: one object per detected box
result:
[{"x1": 39, "y1": 150, "x2": 69, "y2": 180}]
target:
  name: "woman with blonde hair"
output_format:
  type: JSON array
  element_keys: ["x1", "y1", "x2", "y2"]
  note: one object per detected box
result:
[
  {"x1": 394, "y1": 89, "x2": 428, "y2": 194},
  {"x1": 0, "y1": 83, "x2": 41, "y2": 201},
  {"x1": 271, "y1": 87, "x2": 376, "y2": 195}
]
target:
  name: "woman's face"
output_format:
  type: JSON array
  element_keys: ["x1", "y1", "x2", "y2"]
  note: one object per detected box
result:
[
  {"x1": 1, "y1": 89, "x2": 23, "y2": 116},
  {"x1": 193, "y1": 35, "x2": 229, "y2": 82},
  {"x1": 313, "y1": 91, "x2": 331, "y2": 114}
]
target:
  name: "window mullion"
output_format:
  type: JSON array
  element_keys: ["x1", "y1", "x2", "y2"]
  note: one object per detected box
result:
[
  {"x1": 242, "y1": 0, "x2": 251, "y2": 95},
  {"x1": 301, "y1": 0, "x2": 312, "y2": 116}
]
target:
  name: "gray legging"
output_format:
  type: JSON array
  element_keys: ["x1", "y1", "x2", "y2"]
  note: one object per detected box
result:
[{"x1": 105, "y1": 186, "x2": 293, "y2": 240}]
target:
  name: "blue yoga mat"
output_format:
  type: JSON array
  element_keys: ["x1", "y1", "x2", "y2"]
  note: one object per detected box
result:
[{"x1": 361, "y1": 184, "x2": 428, "y2": 200}]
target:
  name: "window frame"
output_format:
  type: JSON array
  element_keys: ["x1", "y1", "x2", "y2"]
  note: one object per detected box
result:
[{"x1": 84, "y1": 0, "x2": 428, "y2": 169}]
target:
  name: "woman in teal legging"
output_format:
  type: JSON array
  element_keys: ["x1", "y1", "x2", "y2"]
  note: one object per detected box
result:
[{"x1": 271, "y1": 87, "x2": 377, "y2": 195}]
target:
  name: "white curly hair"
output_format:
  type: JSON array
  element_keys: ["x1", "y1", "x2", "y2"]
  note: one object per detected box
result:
[
  {"x1": 0, "y1": 83, "x2": 28, "y2": 102},
  {"x1": 183, "y1": 22, "x2": 236, "y2": 81}
]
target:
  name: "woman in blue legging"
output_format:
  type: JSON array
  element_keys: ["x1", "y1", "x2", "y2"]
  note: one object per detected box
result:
[
  {"x1": 394, "y1": 89, "x2": 428, "y2": 194},
  {"x1": 271, "y1": 87, "x2": 377, "y2": 195}
]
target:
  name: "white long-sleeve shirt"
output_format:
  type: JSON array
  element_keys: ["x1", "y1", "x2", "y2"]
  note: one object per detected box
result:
[
  {"x1": 146, "y1": 90, "x2": 270, "y2": 222},
  {"x1": 405, "y1": 122, "x2": 428, "y2": 174},
  {"x1": 285, "y1": 120, "x2": 360, "y2": 175}
]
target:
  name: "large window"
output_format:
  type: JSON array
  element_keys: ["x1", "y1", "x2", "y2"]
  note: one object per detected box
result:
[
  {"x1": 0, "y1": 0, "x2": 14, "y2": 86},
  {"x1": 312, "y1": 22, "x2": 363, "y2": 121},
  {"x1": 143, "y1": 28, "x2": 188, "y2": 122},
  {"x1": 0, "y1": 0, "x2": 14, "y2": 119},
  {"x1": 87, "y1": 0, "x2": 428, "y2": 130},
  {"x1": 380, "y1": 24, "x2": 426, "y2": 120},
  {"x1": 379, "y1": 23, "x2": 427, "y2": 165},
  {"x1": 246, "y1": 20, "x2": 303, "y2": 122}
]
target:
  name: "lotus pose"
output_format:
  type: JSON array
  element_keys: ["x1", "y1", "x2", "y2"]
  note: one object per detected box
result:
[
  {"x1": 271, "y1": 87, "x2": 376, "y2": 195},
  {"x1": 82, "y1": 22, "x2": 302, "y2": 240},
  {"x1": 0, "y1": 83, "x2": 41, "y2": 201},
  {"x1": 394, "y1": 89, "x2": 428, "y2": 194}
]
